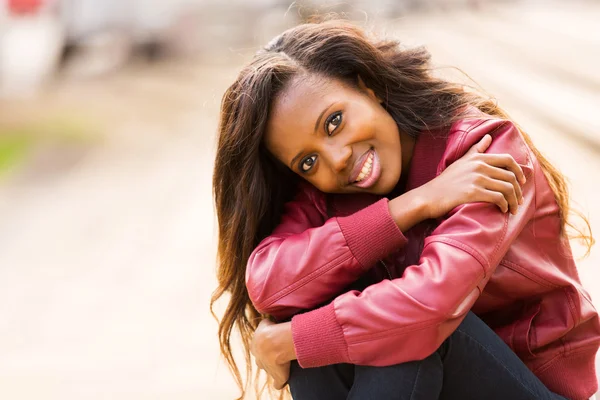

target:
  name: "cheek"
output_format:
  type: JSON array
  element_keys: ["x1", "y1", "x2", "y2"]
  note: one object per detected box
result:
[
  {"x1": 304, "y1": 170, "x2": 339, "y2": 193},
  {"x1": 382, "y1": 139, "x2": 402, "y2": 173},
  {"x1": 356, "y1": 114, "x2": 379, "y2": 142},
  {"x1": 380, "y1": 120, "x2": 401, "y2": 153}
]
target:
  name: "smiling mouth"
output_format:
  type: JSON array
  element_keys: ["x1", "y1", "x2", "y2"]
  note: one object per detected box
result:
[
  {"x1": 348, "y1": 148, "x2": 381, "y2": 189},
  {"x1": 354, "y1": 152, "x2": 374, "y2": 183}
]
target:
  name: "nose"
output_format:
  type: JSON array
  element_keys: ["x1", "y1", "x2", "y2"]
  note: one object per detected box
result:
[{"x1": 325, "y1": 144, "x2": 352, "y2": 173}]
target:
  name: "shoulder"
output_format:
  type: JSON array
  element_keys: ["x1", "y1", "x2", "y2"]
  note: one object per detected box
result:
[
  {"x1": 441, "y1": 112, "x2": 533, "y2": 170},
  {"x1": 267, "y1": 181, "x2": 329, "y2": 236},
  {"x1": 289, "y1": 180, "x2": 329, "y2": 218}
]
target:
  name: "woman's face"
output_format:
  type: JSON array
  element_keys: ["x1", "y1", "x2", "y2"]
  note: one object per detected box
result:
[{"x1": 264, "y1": 74, "x2": 408, "y2": 195}]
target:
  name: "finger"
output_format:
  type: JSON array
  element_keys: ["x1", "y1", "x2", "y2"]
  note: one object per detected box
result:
[
  {"x1": 480, "y1": 164, "x2": 523, "y2": 204},
  {"x1": 272, "y1": 374, "x2": 287, "y2": 390},
  {"x1": 277, "y1": 377, "x2": 290, "y2": 390},
  {"x1": 466, "y1": 134, "x2": 492, "y2": 155},
  {"x1": 477, "y1": 153, "x2": 526, "y2": 184},
  {"x1": 482, "y1": 189, "x2": 509, "y2": 213},
  {"x1": 484, "y1": 178, "x2": 519, "y2": 214},
  {"x1": 274, "y1": 379, "x2": 287, "y2": 390}
]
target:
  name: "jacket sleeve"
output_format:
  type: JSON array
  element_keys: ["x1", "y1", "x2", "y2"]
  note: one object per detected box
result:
[
  {"x1": 291, "y1": 119, "x2": 537, "y2": 367},
  {"x1": 246, "y1": 184, "x2": 407, "y2": 321}
]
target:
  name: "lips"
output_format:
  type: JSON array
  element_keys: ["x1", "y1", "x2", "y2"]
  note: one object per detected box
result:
[
  {"x1": 347, "y1": 148, "x2": 381, "y2": 189},
  {"x1": 348, "y1": 149, "x2": 373, "y2": 184}
]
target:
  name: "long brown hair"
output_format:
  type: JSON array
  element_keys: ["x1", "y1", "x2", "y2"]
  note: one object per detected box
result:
[{"x1": 211, "y1": 20, "x2": 593, "y2": 399}]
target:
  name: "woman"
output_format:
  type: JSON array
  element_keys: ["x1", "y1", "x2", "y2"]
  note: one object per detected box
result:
[{"x1": 212, "y1": 20, "x2": 598, "y2": 399}]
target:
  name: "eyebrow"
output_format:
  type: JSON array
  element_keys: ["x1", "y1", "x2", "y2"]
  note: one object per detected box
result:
[{"x1": 289, "y1": 102, "x2": 335, "y2": 169}]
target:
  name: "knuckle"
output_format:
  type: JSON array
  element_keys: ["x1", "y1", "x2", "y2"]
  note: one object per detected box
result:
[
  {"x1": 475, "y1": 161, "x2": 487, "y2": 172},
  {"x1": 469, "y1": 184, "x2": 479, "y2": 195},
  {"x1": 474, "y1": 174, "x2": 485, "y2": 185}
]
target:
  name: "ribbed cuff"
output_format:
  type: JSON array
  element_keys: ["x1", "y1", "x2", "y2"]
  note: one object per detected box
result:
[
  {"x1": 337, "y1": 198, "x2": 407, "y2": 269},
  {"x1": 291, "y1": 303, "x2": 351, "y2": 368}
]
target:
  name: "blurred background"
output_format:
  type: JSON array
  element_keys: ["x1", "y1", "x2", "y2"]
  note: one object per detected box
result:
[{"x1": 0, "y1": 0, "x2": 598, "y2": 399}]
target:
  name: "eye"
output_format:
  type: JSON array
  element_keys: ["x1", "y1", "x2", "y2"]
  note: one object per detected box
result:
[
  {"x1": 300, "y1": 155, "x2": 317, "y2": 173},
  {"x1": 325, "y1": 112, "x2": 343, "y2": 136}
]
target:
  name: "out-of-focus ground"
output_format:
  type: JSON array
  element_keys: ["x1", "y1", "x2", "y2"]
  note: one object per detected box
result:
[{"x1": 0, "y1": 1, "x2": 599, "y2": 399}]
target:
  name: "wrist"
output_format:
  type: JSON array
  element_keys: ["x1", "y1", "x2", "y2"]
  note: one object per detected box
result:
[
  {"x1": 389, "y1": 188, "x2": 430, "y2": 231},
  {"x1": 409, "y1": 186, "x2": 433, "y2": 220},
  {"x1": 269, "y1": 321, "x2": 296, "y2": 364}
]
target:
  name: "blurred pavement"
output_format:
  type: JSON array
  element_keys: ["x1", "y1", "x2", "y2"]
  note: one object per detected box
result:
[{"x1": 0, "y1": 2, "x2": 599, "y2": 399}]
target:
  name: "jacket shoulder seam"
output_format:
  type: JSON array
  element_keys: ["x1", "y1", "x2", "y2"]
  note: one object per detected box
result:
[
  {"x1": 447, "y1": 118, "x2": 492, "y2": 162},
  {"x1": 451, "y1": 118, "x2": 517, "y2": 162}
]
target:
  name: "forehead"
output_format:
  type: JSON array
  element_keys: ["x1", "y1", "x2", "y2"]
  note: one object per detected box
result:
[{"x1": 265, "y1": 75, "x2": 351, "y2": 163}]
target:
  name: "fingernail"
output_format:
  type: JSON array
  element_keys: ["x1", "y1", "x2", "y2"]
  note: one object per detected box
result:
[{"x1": 519, "y1": 197, "x2": 524, "y2": 205}]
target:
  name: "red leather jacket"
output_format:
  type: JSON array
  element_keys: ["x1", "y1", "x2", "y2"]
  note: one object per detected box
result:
[{"x1": 246, "y1": 115, "x2": 600, "y2": 399}]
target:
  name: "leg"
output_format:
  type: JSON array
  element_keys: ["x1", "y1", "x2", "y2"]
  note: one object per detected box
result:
[
  {"x1": 290, "y1": 312, "x2": 567, "y2": 400},
  {"x1": 288, "y1": 360, "x2": 354, "y2": 400},
  {"x1": 348, "y1": 355, "x2": 443, "y2": 400},
  {"x1": 348, "y1": 312, "x2": 566, "y2": 400},
  {"x1": 438, "y1": 312, "x2": 567, "y2": 400}
]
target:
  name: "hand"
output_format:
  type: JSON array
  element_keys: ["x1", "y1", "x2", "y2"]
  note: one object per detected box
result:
[
  {"x1": 421, "y1": 134, "x2": 526, "y2": 218},
  {"x1": 251, "y1": 319, "x2": 293, "y2": 390}
]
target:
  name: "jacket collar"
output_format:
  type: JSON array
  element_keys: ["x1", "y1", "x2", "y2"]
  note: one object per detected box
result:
[{"x1": 404, "y1": 131, "x2": 449, "y2": 192}]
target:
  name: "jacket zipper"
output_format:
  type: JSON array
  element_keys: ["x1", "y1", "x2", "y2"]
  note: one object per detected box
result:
[{"x1": 379, "y1": 260, "x2": 392, "y2": 280}]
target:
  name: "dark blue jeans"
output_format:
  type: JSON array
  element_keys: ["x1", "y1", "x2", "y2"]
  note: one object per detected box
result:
[{"x1": 289, "y1": 312, "x2": 567, "y2": 400}]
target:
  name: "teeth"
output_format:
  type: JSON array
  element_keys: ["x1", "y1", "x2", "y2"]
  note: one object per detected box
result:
[{"x1": 355, "y1": 153, "x2": 374, "y2": 183}]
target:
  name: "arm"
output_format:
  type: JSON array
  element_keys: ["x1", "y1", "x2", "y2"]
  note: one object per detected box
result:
[
  {"x1": 246, "y1": 184, "x2": 410, "y2": 321},
  {"x1": 258, "y1": 119, "x2": 535, "y2": 371},
  {"x1": 293, "y1": 119, "x2": 535, "y2": 367},
  {"x1": 248, "y1": 134, "x2": 526, "y2": 322}
]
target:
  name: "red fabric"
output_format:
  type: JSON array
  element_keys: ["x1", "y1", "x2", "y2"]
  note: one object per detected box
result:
[
  {"x1": 337, "y1": 198, "x2": 407, "y2": 268},
  {"x1": 291, "y1": 303, "x2": 351, "y2": 366},
  {"x1": 247, "y1": 114, "x2": 600, "y2": 400},
  {"x1": 246, "y1": 185, "x2": 406, "y2": 321}
]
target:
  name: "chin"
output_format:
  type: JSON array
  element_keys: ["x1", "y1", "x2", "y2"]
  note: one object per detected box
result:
[
  {"x1": 375, "y1": 175, "x2": 400, "y2": 195},
  {"x1": 371, "y1": 186, "x2": 392, "y2": 196}
]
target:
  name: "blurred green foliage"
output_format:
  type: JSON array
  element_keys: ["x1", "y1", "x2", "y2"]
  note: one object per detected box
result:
[
  {"x1": 0, "y1": 117, "x2": 94, "y2": 176},
  {"x1": 0, "y1": 134, "x2": 32, "y2": 172}
]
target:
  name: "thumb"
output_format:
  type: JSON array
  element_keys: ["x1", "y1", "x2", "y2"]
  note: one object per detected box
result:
[{"x1": 467, "y1": 134, "x2": 492, "y2": 154}]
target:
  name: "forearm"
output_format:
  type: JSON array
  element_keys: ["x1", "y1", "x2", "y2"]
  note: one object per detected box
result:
[
  {"x1": 248, "y1": 219, "x2": 363, "y2": 319},
  {"x1": 388, "y1": 187, "x2": 431, "y2": 233},
  {"x1": 249, "y1": 199, "x2": 407, "y2": 320}
]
